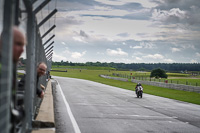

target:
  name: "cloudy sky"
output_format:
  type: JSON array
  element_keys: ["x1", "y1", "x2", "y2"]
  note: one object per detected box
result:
[{"x1": 1, "y1": 0, "x2": 200, "y2": 63}]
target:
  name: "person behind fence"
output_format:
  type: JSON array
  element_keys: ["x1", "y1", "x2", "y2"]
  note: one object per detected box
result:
[
  {"x1": 0, "y1": 26, "x2": 26, "y2": 132},
  {"x1": 135, "y1": 82, "x2": 142, "y2": 94},
  {"x1": 46, "y1": 70, "x2": 51, "y2": 81},
  {"x1": 36, "y1": 62, "x2": 47, "y2": 97},
  {"x1": 18, "y1": 62, "x2": 47, "y2": 99}
]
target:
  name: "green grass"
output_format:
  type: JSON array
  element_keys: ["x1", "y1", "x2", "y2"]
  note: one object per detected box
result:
[
  {"x1": 52, "y1": 65, "x2": 115, "y2": 70},
  {"x1": 143, "y1": 84, "x2": 200, "y2": 105},
  {"x1": 50, "y1": 69, "x2": 200, "y2": 105},
  {"x1": 167, "y1": 79, "x2": 200, "y2": 86},
  {"x1": 167, "y1": 72, "x2": 190, "y2": 77}
]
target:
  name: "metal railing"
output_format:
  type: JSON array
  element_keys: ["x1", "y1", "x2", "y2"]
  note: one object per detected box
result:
[{"x1": 0, "y1": 0, "x2": 57, "y2": 132}]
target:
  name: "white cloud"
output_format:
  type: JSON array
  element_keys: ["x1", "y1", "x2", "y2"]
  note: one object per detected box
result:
[
  {"x1": 61, "y1": 42, "x2": 66, "y2": 45},
  {"x1": 180, "y1": 44, "x2": 195, "y2": 50},
  {"x1": 191, "y1": 59, "x2": 198, "y2": 63},
  {"x1": 163, "y1": 59, "x2": 174, "y2": 63},
  {"x1": 171, "y1": 47, "x2": 181, "y2": 52},
  {"x1": 135, "y1": 57, "x2": 143, "y2": 61},
  {"x1": 72, "y1": 36, "x2": 88, "y2": 43},
  {"x1": 106, "y1": 48, "x2": 128, "y2": 56},
  {"x1": 143, "y1": 54, "x2": 164, "y2": 59},
  {"x1": 71, "y1": 51, "x2": 86, "y2": 59},
  {"x1": 122, "y1": 42, "x2": 126, "y2": 45},
  {"x1": 52, "y1": 51, "x2": 67, "y2": 61},
  {"x1": 132, "y1": 51, "x2": 143, "y2": 56},
  {"x1": 130, "y1": 45, "x2": 142, "y2": 49},
  {"x1": 152, "y1": 8, "x2": 187, "y2": 23},
  {"x1": 59, "y1": 47, "x2": 87, "y2": 60},
  {"x1": 97, "y1": 52, "x2": 105, "y2": 55},
  {"x1": 196, "y1": 52, "x2": 200, "y2": 57},
  {"x1": 140, "y1": 42, "x2": 156, "y2": 49}
]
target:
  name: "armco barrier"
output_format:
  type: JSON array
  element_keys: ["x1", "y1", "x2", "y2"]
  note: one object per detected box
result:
[
  {"x1": 131, "y1": 79, "x2": 200, "y2": 93},
  {"x1": 100, "y1": 75, "x2": 200, "y2": 93}
]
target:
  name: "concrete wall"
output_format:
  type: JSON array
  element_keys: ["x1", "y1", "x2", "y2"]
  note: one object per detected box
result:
[{"x1": 100, "y1": 75, "x2": 200, "y2": 93}]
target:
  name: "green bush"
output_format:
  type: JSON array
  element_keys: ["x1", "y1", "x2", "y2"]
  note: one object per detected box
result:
[{"x1": 150, "y1": 68, "x2": 168, "y2": 78}]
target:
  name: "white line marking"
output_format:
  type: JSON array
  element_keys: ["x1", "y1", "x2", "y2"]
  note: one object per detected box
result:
[{"x1": 56, "y1": 80, "x2": 81, "y2": 133}]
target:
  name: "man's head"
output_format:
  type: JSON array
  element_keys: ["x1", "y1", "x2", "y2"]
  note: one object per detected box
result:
[
  {"x1": 37, "y1": 62, "x2": 47, "y2": 77},
  {"x1": 13, "y1": 27, "x2": 26, "y2": 63},
  {"x1": 0, "y1": 27, "x2": 26, "y2": 63}
]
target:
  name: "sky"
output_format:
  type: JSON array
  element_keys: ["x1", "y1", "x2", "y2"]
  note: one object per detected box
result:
[{"x1": 1, "y1": 0, "x2": 200, "y2": 63}]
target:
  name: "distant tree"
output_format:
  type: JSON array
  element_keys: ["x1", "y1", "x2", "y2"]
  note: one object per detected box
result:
[
  {"x1": 138, "y1": 67, "x2": 146, "y2": 71},
  {"x1": 150, "y1": 68, "x2": 168, "y2": 78}
]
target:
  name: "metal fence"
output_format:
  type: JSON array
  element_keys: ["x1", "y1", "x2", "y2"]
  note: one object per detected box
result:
[
  {"x1": 100, "y1": 75, "x2": 200, "y2": 93},
  {"x1": 0, "y1": 0, "x2": 56, "y2": 132},
  {"x1": 112, "y1": 73, "x2": 200, "y2": 87}
]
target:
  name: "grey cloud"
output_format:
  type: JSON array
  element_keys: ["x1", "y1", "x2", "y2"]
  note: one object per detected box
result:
[
  {"x1": 110, "y1": 2, "x2": 144, "y2": 11},
  {"x1": 117, "y1": 33, "x2": 130, "y2": 37},
  {"x1": 80, "y1": 14, "x2": 117, "y2": 19},
  {"x1": 65, "y1": 16, "x2": 83, "y2": 25},
  {"x1": 154, "y1": 0, "x2": 200, "y2": 11},
  {"x1": 152, "y1": 0, "x2": 200, "y2": 26},
  {"x1": 53, "y1": 0, "x2": 101, "y2": 11},
  {"x1": 55, "y1": 16, "x2": 83, "y2": 29},
  {"x1": 55, "y1": 1, "x2": 147, "y2": 13},
  {"x1": 53, "y1": 0, "x2": 151, "y2": 21},
  {"x1": 80, "y1": 13, "x2": 150, "y2": 20},
  {"x1": 58, "y1": 0, "x2": 98, "y2": 5},
  {"x1": 80, "y1": 30, "x2": 88, "y2": 38}
]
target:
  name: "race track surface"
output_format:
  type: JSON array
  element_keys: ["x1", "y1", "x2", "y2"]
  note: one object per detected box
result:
[{"x1": 52, "y1": 76, "x2": 200, "y2": 133}]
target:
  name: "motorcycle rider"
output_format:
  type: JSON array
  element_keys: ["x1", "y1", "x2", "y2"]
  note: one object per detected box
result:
[{"x1": 135, "y1": 82, "x2": 142, "y2": 94}]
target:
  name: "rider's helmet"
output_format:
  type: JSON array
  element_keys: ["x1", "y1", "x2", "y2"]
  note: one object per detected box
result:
[{"x1": 138, "y1": 82, "x2": 141, "y2": 86}]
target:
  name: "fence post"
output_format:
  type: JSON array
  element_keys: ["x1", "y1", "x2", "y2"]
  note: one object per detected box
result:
[
  {"x1": 0, "y1": 0, "x2": 15, "y2": 132},
  {"x1": 22, "y1": 0, "x2": 37, "y2": 132}
]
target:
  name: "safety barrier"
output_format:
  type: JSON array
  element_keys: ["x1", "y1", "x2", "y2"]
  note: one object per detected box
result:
[
  {"x1": 0, "y1": 0, "x2": 57, "y2": 132},
  {"x1": 100, "y1": 75, "x2": 200, "y2": 93},
  {"x1": 131, "y1": 79, "x2": 200, "y2": 93}
]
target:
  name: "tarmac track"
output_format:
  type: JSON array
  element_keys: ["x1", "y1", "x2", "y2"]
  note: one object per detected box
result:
[{"x1": 52, "y1": 76, "x2": 200, "y2": 133}]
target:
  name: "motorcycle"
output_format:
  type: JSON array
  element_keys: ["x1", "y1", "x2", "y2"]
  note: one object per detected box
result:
[{"x1": 136, "y1": 86, "x2": 143, "y2": 98}]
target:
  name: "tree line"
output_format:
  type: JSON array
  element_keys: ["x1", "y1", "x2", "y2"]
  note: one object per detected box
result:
[{"x1": 51, "y1": 60, "x2": 200, "y2": 71}]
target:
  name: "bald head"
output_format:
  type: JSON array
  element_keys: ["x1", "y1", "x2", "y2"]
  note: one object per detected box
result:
[
  {"x1": 0, "y1": 27, "x2": 26, "y2": 63},
  {"x1": 13, "y1": 27, "x2": 26, "y2": 63}
]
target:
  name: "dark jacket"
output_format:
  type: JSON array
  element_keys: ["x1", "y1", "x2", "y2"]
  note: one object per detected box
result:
[{"x1": 18, "y1": 74, "x2": 42, "y2": 97}]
